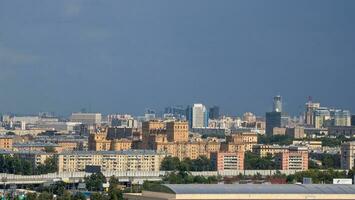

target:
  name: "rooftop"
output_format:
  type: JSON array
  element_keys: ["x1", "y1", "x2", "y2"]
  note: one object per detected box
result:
[{"x1": 159, "y1": 184, "x2": 355, "y2": 195}]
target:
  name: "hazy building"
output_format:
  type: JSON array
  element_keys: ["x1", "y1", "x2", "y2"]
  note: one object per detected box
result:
[
  {"x1": 331, "y1": 109, "x2": 351, "y2": 126},
  {"x1": 209, "y1": 106, "x2": 220, "y2": 120},
  {"x1": 164, "y1": 106, "x2": 186, "y2": 120},
  {"x1": 266, "y1": 111, "x2": 281, "y2": 136},
  {"x1": 352, "y1": 115, "x2": 355, "y2": 126},
  {"x1": 341, "y1": 141, "x2": 355, "y2": 170},
  {"x1": 305, "y1": 101, "x2": 320, "y2": 126},
  {"x1": 313, "y1": 108, "x2": 330, "y2": 128},
  {"x1": 70, "y1": 113, "x2": 102, "y2": 126},
  {"x1": 273, "y1": 95, "x2": 282, "y2": 112},
  {"x1": 187, "y1": 104, "x2": 208, "y2": 128}
]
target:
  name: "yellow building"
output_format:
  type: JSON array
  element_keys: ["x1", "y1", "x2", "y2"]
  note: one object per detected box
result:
[
  {"x1": 58, "y1": 150, "x2": 165, "y2": 172},
  {"x1": 0, "y1": 136, "x2": 13, "y2": 150}
]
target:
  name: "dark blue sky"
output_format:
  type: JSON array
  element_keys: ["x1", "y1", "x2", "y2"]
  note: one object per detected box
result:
[{"x1": 0, "y1": 0, "x2": 354, "y2": 116}]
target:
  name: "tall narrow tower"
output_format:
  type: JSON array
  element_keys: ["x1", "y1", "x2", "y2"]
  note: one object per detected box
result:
[{"x1": 273, "y1": 95, "x2": 282, "y2": 112}]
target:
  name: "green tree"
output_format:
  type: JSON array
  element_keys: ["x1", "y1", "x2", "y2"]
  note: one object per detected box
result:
[
  {"x1": 71, "y1": 192, "x2": 86, "y2": 200},
  {"x1": 85, "y1": 172, "x2": 106, "y2": 192},
  {"x1": 160, "y1": 156, "x2": 180, "y2": 171},
  {"x1": 26, "y1": 193, "x2": 38, "y2": 200},
  {"x1": 37, "y1": 192, "x2": 53, "y2": 200}
]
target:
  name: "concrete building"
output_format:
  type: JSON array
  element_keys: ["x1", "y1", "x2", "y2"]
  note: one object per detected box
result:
[
  {"x1": 331, "y1": 109, "x2": 351, "y2": 127},
  {"x1": 166, "y1": 121, "x2": 189, "y2": 142},
  {"x1": 88, "y1": 130, "x2": 132, "y2": 151},
  {"x1": 252, "y1": 144, "x2": 289, "y2": 157},
  {"x1": 328, "y1": 126, "x2": 355, "y2": 137},
  {"x1": 57, "y1": 150, "x2": 165, "y2": 172},
  {"x1": 265, "y1": 111, "x2": 281, "y2": 136},
  {"x1": 305, "y1": 101, "x2": 320, "y2": 126},
  {"x1": 210, "y1": 151, "x2": 244, "y2": 171},
  {"x1": 352, "y1": 115, "x2": 355, "y2": 126},
  {"x1": 286, "y1": 127, "x2": 305, "y2": 139},
  {"x1": 0, "y1": 136, "x2": 13, "y2": 150},
  {"x1": 70, "y1": 113, "x2": 102, "y2": 126},
  {"x1": 275, "y1": 146, "x2": 308, "y2": 170},
  {"x1": 341, "y1": 141, "x2": 355, "y2": 170},
  {"x1": 187, "y1": 104, "x2": 208, "y2": 128},
  {"x1": 222, "y1": 132, "x2": 257, "y2": 152},
  {"x1": 124, "y1": 184, "x2": 355, "y2": 200}
]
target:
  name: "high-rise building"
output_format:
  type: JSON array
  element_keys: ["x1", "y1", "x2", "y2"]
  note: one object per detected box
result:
[
  {"x1": 331, "y1": 109, "x2": 351, "y2": 126},
  {"x1": 352, "y1": 115, "x2": 355, "y2": 126},
  {"x1": 273, "y1": 95, "x2": 282, "y2": 112},
  {"x1": 164, "y1": 106, "x2": 186, "y2": 120},
  {"x1": 313, "y1": 108, "x2": 330, "y2": 128},
  {"x1": 187, "y1": 104, "x2": 208, "y2": 128},
  {"x1": 305, "y1": 101, "x2": 320, "y2": 126},
  {"x1": 266, "y1": 112, "x2": 281, "y2": 136},
  {"x1": 209, "y1": 106, "x2": 220, "y2": 120},
  {"x1": 341, "y1": 141, "x2": 355, "y2": 170}
]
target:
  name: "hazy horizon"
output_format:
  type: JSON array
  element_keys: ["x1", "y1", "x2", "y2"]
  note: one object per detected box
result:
[{"x1": 0, "y1": 0, "x2": 354, "y2": 116}]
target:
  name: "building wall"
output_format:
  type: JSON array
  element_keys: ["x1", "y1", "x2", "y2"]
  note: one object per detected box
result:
[
  {"x1": 166, "y1": 121, "x2": 188, "y2": 142},
  {"x1": 58, "y1": 151, "x2": 165, "y2": 172},
  {"x1": 210, "y1": 152, "x2": 244, "y2": 171},
  {"x1": 341, "y1": 142, "x2": 355, "y2": 170},
  {"x1": 0, "y1": 137, "x2": 13, "y2": 150}
]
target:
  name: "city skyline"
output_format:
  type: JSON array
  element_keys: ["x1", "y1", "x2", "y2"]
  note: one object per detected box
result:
[{"x1": 0, "y1": 0, "x2": 355, "y2": 116}]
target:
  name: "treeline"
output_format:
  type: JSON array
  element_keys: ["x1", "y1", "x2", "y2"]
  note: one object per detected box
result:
[
  {"x1": 258, "y1": 135, "x2": 293, "y2": 146},
  {"x1": 160, "y1": 156, "x2": 213, "y2": 171},
  {"x1": 287, "y1": 169, "x2": 355, "y2": 184},
  {"x1": 244, "y1": 152, "x2": 276, "y2": 170},
  {"x1": 0, "y1": 154, "x2": 57, "y2": 175}
]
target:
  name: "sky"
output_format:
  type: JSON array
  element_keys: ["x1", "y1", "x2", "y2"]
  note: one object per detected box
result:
[{"x1": 0, "y1": 0, "x2": 354, "y2": 116}]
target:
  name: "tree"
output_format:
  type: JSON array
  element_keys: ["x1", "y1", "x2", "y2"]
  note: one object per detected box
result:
[
  {"x1": 36, "y1": 156, "x2": 58, "y2": 174},
  {"x1": 85, "y1": 172, "x2": 106, "y2": 192},
  {"x1": 37, "y1": 192, "x2": 53, "y2": 200},
  {"x1": 160, "y1": 156, "x2": 180, "y2": 171},
  {"x1": 90, "y1": 192, "x2": 107, "y2": 200},
  {"x1": 26, "y1": 193, "x2": 38, "y2": 200},
  {"x1": 71, "y1": 192, "x2": 86, "y2": 200},
  {"x1": 44, "y1": 146, "x2": 57, "y2": 153},
  {"x1": 244, "y1": 152, "x2": 275, "y2": 170}
]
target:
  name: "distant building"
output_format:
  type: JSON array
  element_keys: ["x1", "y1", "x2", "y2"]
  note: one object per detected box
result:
[
  {"x1": 187, "y1": 104, "x2": 208, "y2": 128},
  {"x1": 328, "y1": 126, "x2": 355, "y2": 137},
  {"x1": 208, "y1": 106, "x2": 220, "y2": 120},
  {"x1": 166, "y1": 121, "x2": 189, "y2": 143},
  {"x1": 286, "y1": 127, "x2": 305, "y2": 139},
  {"x1": 352, "y1": 115, "x2": 355, "y2": 126},
  {"x1": 58, "y1": 150, "x2": 165, "y2": 172},
  {"x1": 70, "y1": 113, "x2": 102, "y2": 126},
  {"x1": 210, "y1": 151, "x2": 244, "y2": 171},
  {"x1": 164, "y1": 106, "x2": 186, "y2": 120},
  {"x1": 341, "y1": 141, "x2": 355, "y2": 170},
  {"x1": 273, "y1": 95, "x2": 282, "y2": 112},
  {"x1": 266, "y1": 111, "x2": 281, "y2": 136},
  {"x1": 305, "y1": 101, "x2": 320, "y2": 126}
]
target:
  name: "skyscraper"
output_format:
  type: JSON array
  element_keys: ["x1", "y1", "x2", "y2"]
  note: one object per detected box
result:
[
  {"x1": 352, "y1": 115, "x2": 355, "y2": 126},
  {"x1": 209, "y1": 106, "x2": 220, "y2": 120},
  {"x1": 187, "y1": 104, "x2": 208, "y2": 128},
  {"x1": 266, "y1": 111, "x2": 281, "y2": 136},
  {"x1": 305, "y1": 100, "x2": 320, "y2": 126},
  {"x1": 273, "y1": 95, "x2": 282, "y2": 112}
]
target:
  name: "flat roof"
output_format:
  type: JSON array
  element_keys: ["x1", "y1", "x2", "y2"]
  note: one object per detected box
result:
[{"x1": 162, "y1": 184, "x2": 355, "y2": 195}]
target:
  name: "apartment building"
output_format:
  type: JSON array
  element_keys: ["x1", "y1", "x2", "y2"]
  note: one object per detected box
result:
[
  {"x1": 0, "y1": 136, "x2": 13, "y2": 150},
  {"x1": 252, "y1": 144, "x2": 289, "y2": 157},
  {"x1": 275, "y1": 146, "x2": 308, "y2": 170},
  {"x1": 58, "y1": 150, "x2": 165, "y2": 172},
  {"x1": 210, "y1": 151, "x2": 244, "y2": 171},
  {"x1": 341, "y1": 141, "x2": 355, "y2": 170}
]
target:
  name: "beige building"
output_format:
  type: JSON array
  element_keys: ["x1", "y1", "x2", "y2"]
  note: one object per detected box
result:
[
  {"x1": 166, "y1": 121, "x2": 188, "y2": 142},
  {"x1": 124, "y1": 184, "x2": 355, "y2": 200},
  {"x1": 275, "y1": 146, "x2": 308, "y2": 170},
  {"x1": 341, "y1": 141, "x2": 355, "y2": 170},
  {"x1": 0, "y1": 136, "x2": 13, "y2": 150},
  {"x1": 252, "y1": 144, "x2": 289, "y2": 157},
  {"x1": 88, "y1": 129, "x2": 132, "y2": 151},
  {"x1": 58, "y1": 150, "x2": 165, "y2": 172},
  {"x1": 222, "y1": 132, "x2": 257, "y2": 152}
]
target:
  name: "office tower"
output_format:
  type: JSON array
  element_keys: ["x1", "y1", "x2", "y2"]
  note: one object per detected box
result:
[
  {"x1": 331, "y1": 109, "x2": 351, "y2": 126},
  {"x1": 352, "y1": 115, "x2": 355, "y2": 126},
  {"x1": 70, "y1": 113, "x2": 102, "y2": 126},
  {"x1": 305, "y1": 100, "x2": 320, "y2": 126},
  {"x1": 187, "y1": 104, "x2": 208, "y2": 128},
  {"x1": 209, "y1": 106, "x2": 220, "y2": 120},
  {"x1": 266, "y1": 111, "x2": 281, "y2": 136},
  {"x1": 166, "y1": 121, "x2": 189, "y2": 142},
  {"x1": 273, "y1": 95, "x2": 282, "y2": 112},
  {"x1": 313, "y1": 108, "x2": 330, "y2": 128}
]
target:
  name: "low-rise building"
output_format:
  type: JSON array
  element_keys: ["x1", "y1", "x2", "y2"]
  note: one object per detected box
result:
[
  {"x1": 210, "y1": 151, "x2": 244, "y2": 171},
  {"x1": 275, "y1": 146, "x2": 308, "y2": 170},
  {"x1": 0, "y1": 136, "x2": 13, "y2": 150},
  {"x1": 58, "y1": 150, "x2": 165, "y2": 172}
]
